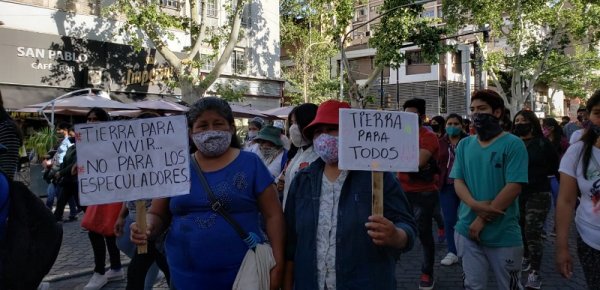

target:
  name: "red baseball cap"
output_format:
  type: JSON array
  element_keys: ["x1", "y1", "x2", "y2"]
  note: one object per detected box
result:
[{"x1": 303, "y1": 100, "x2": 351, "y2": 140}]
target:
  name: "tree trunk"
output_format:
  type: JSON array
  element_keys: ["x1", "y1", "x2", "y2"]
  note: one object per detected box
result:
[{"x1": 180, "y1": 78, "x2": 206, "y2": 105}]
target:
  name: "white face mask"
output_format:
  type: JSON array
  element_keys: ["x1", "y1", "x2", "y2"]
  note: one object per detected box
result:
[
  {"x1": 192, "y1": 130, "x2": 232, "y2": 157},
  {"x1": 248, "y1": 131, "x2": 258, "y2": 140},
  {"x1": 289, "y1": 124, "x2": 306, "y2": 147}
]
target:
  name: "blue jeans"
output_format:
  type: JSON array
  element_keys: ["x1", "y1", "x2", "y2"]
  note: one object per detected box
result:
[
  {"x1": 440, "y1": 184, "x2": 460, "y2": 254},
  {"x1": 116, "y1": 216, "x2": 160, "y2": 290}
]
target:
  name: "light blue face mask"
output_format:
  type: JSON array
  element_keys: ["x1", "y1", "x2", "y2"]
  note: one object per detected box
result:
[{"x1": 446, "y1": 126, "x2": 462, "y2": 137}]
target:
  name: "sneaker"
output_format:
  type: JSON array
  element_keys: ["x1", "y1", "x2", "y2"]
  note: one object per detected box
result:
[
  {"x1": 83, "y1": 273, "x2": 108, "y2": 290},
  {"x1": 437, "y1": 228, "x2": 445, "y2": 243},
  {"x1": 37, "y1": 282, "x2": 50, "y2": 290},
  {"x1": 525, "y1": 271, "x2": 542, "y2": 289},
  {"x1": 440, "y1": 252, "x2": 459, "y2": 266},
  {"x1": 522, "y1": 258, "x2": 531, "y2": 272},
  {"x1": 105, "y1": 268, "x2": 124, "y2": 281},
  {"x1": 419, "y1": 274, "x2": 435, "y2": 290}
]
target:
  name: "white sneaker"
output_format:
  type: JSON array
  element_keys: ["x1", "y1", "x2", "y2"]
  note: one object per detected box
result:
[
  {"x1": 37, "y1": 282, "x2": 50, "y2": 290},
  {"x1": 83, "y1": 273, "x2": 108, "y2": 290},
  {"x1": 440, "y1": 252, "x2": 459, "y2": 266},
  {"x1": 105, "y1": 268, "x2": 125, "y2": 281}
]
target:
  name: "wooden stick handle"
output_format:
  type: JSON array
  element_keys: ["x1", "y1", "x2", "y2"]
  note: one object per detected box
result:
[
  {"x1": 136, "y1": 200, "x2": 148, "y2": 254},
  {"x1": 372, "y1": 171, "x2": 384, "y2": 216}
]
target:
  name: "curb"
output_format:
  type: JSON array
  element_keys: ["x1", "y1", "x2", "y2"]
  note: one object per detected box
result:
[{"x1": 44, "y1": 261, "x2": 130, "y2": 282}]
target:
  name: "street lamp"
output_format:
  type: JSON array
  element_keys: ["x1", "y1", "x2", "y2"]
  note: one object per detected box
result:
[
  {"x1": 339, "y1": 0, "x2": 432, "y2": 100},
  {"x1": 303, "y1": 41, "x2": 331, "y2": 103}
]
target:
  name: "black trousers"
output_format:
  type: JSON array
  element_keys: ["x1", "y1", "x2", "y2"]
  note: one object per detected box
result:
[
  {"x1": 126, "y1": 241, "x2": 171, "y2": 290},
  {"x1": 53, "y1": 181, "x2": 80, "y2": 221},
  {"x1": 89, "y1": 231, "x2": 121, "y2": 274},
  {"x1": 406, "y1": 191, "x2": 440, "y2": 276}
]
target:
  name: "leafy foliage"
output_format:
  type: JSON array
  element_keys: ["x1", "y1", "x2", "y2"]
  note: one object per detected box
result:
[
  {"x1": 24, "y1": 127, "x2": 57, "y2": 159},
  {"x1": 443, "y1": 0, "x2": 600, "y2": 115}
]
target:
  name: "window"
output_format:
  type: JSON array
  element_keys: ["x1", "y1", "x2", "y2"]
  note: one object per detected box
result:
[
  {"x1": 207, "y1": 0, "x2": 218, "y2": 18},
  {"x1": 405, "y1": 50, "x2": 431, "y2": 75},
  {"x1": 406, "y1": 50, "x2": 426, "y2": 65},
  {"x1": 452, "y1": 51, "x2": 462, "y2": 74},
  {"x1": 232, "y1": 50, "x2": 247, "y2": 75},
  {"x1": 160, "y1": 0, "x2": 179, "y2": 9},
  {"x1": 241, "y1": 4, "x2": 251, "y2": 27},
  {"x1": 421, "y1": 8, "x2": 435, "y2": 18},
  {"x1": 201, "y1": 54, "x2": 216, "y2": 71},
  {"x1": 436, "y1": 6, "x2": 443, "y2": 18}
]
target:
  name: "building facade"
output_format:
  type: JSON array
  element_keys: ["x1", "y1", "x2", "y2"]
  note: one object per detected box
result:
[{"x1": 0, "y1": 0, "x2": 283, "y2": 110}]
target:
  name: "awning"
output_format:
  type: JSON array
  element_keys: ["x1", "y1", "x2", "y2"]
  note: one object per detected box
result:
[{"x1": 0, "y1": 84, "x2": 71, "y2": 110}]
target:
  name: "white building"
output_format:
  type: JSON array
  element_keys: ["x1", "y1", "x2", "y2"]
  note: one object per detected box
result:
[{"x1": 0, "y1": 0, "x2": 283, "y2": 110}]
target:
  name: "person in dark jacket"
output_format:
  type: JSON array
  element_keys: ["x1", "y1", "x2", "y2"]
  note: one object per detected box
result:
[
  {"x1": 283, "y1": 100, "x2": 417, "y2": 290},
  {"x1": 512, "y1": 110, "x2": 559, "y2": 289}
]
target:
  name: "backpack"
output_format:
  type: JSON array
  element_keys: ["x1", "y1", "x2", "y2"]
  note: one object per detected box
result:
[{"x1": 1, "y1": 179, "x2": 63, "y2": 290}]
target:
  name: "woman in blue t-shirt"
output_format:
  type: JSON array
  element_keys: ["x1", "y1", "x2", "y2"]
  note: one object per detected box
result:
[{"x1": 130, "y1": 97, "x2": 285, "y2": 290}]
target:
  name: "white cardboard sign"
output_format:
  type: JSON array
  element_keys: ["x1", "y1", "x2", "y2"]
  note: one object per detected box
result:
[
  {"x1": 338, "y1": 109, "x2": 419, "y2": 172},
  {"x1": 75, "y1": 115, "x2": 191, "y2": 205}
]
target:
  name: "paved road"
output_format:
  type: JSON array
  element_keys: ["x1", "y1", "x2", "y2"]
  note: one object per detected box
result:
[{"x1": 44, "y1": 208, "x2": 587, "y2": 289}]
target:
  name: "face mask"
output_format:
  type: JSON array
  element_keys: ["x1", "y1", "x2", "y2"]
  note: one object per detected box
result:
[
  {"x1": 313, "y1": 134, "x2": 339, "y2": 165},
  {"x1": 513, "y1": 123, "x2": 532, "y2": 137},
  {"x1": 192, "y1": 130, "x2": 232, "y2": 157},
  {"x1": 472, "y1": 113, "x2": 503, "y2": 141},
  {"x1": 431, "y1": 124, "x2": 440, "y2": 132},
  {"x1": 542, "y1": 127, "x2": 551, "y2": 137},
  {"x1": 68, "y1": 137, "x2": 76, "y2": 144},
  {"x1": 247, "y1": 131, "x2": 258, "y2": 140},
  {"x1": 577, "y1": 115, "x2": 584, "y2": 122},
  {"x1": 289, "y1": 124, "x2": 306, "y2": 147},
  {"x1": 260, "y1": 145, "x2": 280, "y2": 160},
  {"x1": 446, "y1": 126, "x2": 461, "y2": 137}
]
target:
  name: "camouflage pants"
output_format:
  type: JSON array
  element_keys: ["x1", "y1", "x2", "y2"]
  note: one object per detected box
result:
[{"x1": 518, "y1": 191, "x2": 551, "y2": 271}]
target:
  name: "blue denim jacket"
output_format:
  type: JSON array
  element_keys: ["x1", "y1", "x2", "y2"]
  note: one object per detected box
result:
[{"x1": 284, "y1": 159, "x2": 417, "y2": 290}]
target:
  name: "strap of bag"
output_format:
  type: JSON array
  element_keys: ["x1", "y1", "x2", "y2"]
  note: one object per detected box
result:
[{"x1": 190, "y1": 155, "x2": 250, "y2": 242}]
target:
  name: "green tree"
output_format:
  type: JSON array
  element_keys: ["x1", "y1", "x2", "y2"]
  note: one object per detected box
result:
[
  {"x1": 106, "y1": 0, "x2": 248, "y2": 104},
  {"x1": 538, "y1": 46, "x2": 600, "y2": 115},
  {"x1": 343, "y1": 0, "x2": 449, "y2": 107},
  {"x1": 280, "y1": 0, "x2": 353, "y2": 104},
  {"x1": 443, "y1": 0, "x2": 600, "y2": 115}
]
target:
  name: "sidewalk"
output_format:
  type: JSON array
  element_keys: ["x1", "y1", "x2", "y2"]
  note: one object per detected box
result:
[{"x1": 45, "y1": 209, "x2": 588, "y2": 289}]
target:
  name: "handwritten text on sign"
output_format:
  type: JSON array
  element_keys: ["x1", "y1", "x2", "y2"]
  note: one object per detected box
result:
[
  {"x1": 338, "y1": 109, "x2": 419, "y2": 172},
  {"x1": 75, "y1": 115, "x2": 190, "y2": 205}
]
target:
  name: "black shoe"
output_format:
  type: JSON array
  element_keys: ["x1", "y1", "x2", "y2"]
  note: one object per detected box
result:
[{"x1": 65, "y1": 216, "x2": 77, "y2": 222}]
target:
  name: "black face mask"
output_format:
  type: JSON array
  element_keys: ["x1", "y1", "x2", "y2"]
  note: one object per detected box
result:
[
  {"x1": 577, "y1": 115, "x2": 584, "y2": 122},
  {"x1": 591, "y1": 124, "x2": 600, "y2": 136},
  {"x1": 430, "y1": 124, "x2": 440, "y2": 132},
  {"x1": 473, "y1": 113, "x2": 503, "y2": 141},
  {"x1": 513, "y1": 123, "x2": 532, "y2": 137},
  {"x1": 68, "y1": 137, "x2": 76, "y2": 144}
]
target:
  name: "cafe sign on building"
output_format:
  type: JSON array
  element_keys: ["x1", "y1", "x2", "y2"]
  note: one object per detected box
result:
[{"x1": 0, "y1": 28, "x2": 180, "y2": 96}]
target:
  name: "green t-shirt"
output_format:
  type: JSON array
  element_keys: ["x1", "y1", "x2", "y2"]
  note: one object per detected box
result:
[{"x1": 450, "y1": 133, "x2": 528, "y2": 247}]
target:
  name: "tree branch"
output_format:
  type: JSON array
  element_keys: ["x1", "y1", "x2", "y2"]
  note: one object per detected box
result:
[
  {"x1": 187, "y1": 0, "x2": 208, "y2": 60},
  {"x1": 201, "y1": 0, "x2": 245, "y2": 89},
  {"x1": 361, "y1": 64, "x2": 383, "y2": 91}
]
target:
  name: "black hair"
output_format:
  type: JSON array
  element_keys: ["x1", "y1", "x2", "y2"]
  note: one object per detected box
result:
[
  {"x1": 137, "y1": 111, "x2": 161, "y2": 119},
  {"x1": 0, "y1": 91, "x2": 11, "y2": 122},
  {"x1": 291, "y1": 103, "x2": 318, "y2": 138},
  {"x1": 580, "y1": 90, "x2": 600, "y2": 179},
  {"x1": 56, "y1": 122, "x2": 72, "y2": 130},
  {"x1": 471, "y1": 89, "x2": 505, "y2": 118},
  {"x1": 542, "y1": 117, "x2": 564, "y2": 152},
  {"x1": 431, "y1": 115, "x2": 446, "y2": 136},
  {"x1": 86, "y1": 107, "x2": 111, "y2": 122},
  {"x1": 562, "y1": 116, "x2": 570, "y2": 122},
  {"x1": 578, "y1": 107, "x2": 587, "y2": 113},
  {"x1": 403, "y1": 98, "x2": 426, "y2": 116},
  {"x1": 514, "y1": 110, "x2": 543, "y2": 137},
  {"x1": 186, "y1": 97, "x2": 241, "y2": 149},
  {"x1": 446, "y1": 113, "x2": 464, "y2": 126}
]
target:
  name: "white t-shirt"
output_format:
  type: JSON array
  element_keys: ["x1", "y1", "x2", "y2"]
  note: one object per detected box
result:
[
  {"x1": 559, "y1": 141, "x2": 600, "y2": 250},
  {"x1": 569, "y1": 128, "x2": 584, "y2": 144}
]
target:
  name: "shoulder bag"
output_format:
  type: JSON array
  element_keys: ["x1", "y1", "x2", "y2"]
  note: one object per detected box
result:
[{"x1": 190, "y1": 156, "x2": 275, "y2": 290}]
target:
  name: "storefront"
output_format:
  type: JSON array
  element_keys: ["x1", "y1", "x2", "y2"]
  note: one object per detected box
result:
[{"x1": 0, "y1": 28, "x2": 185, "y2": 109}]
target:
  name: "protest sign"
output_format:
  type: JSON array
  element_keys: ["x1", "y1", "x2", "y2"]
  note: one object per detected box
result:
[
  {"x1": 75, "y1": 115, "x2": 190, "y2": 206},
  {"x1": 338, "y1": 109, "x2": 419, "y2": 172}
]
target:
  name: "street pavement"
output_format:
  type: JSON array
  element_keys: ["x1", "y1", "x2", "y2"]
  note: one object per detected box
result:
[{"x1": 44, "y1": 208, "x2": 587, "y2": 290}]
